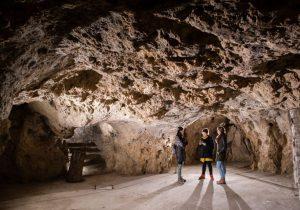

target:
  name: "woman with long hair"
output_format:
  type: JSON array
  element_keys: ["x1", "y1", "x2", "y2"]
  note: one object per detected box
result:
[
  {"x1": 215, "y1": 126, "x2": 227, "y2": 184},
  {"x1": 172, "y1": 126, "x2": 188, "y2": 184},
  {"x1": 198, "y1": 128, "x2": 214, "y2": 180}
]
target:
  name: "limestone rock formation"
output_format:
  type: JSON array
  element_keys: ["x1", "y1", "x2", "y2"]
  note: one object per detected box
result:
[
  {"x1": 0, "y1": 105, "x2": 66, "y2": 182},
  {"x1": 184, "y1": 115, "x2": 226, "y2": 164},
  {"x1": 227, "y1": 109, "x2": 294, "y2": 174},
  {"x1": 0, "y1": 0, "x2": 299, "y2": 179},
  {"x1": 68, "y1": 121, "x2": 173, "y2": 175},
  {"x1": 226, "y1": 124, "x2": 252, "y2": 164},
  {"x1": 15, "y1": 111, "x2": 66, "y2": 181}
]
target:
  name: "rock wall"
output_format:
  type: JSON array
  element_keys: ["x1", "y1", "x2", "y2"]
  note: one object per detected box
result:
[
  {"x1": 184, "y1": 115, "x2": 252, "y2": 165},
  {"x1": 0, "y1": 0, "x2": 299, "y2": 179},
  {"x1": 184, "y1": 116, "x2": 225, "y2": 164},
  {"x1": 15, "y1": 112, "x2": 66, "y2": 182},
  {"x1": 68, "y1": 121, "x2": 174, "y2": 175},
  {"x1": 0, "y1": 105, "x2": 66, "y2": 182},
  {"x1": 226, "y1": 124, "x2": 252, "y2": 164},
  {"x1": 227, "y1": 109, "x2": 293, "y2": 174}
]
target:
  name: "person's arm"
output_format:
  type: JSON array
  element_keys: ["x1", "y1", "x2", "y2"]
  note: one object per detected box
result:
[
  {"x1": 184, "y1": 137, "x2": 188, "y2": 147},
  {"x1": 219, "y1": 136, "x2": 227, "y2": 153},
  {"x1": 172, "y1": 144, "x2": 177, "y2": 155},
  {"x1": 180, "y1": 135, "x2": 188, "y2": 147},
  {"x1": 199, "y1": 138, "x2": 203, "y2": 145}
]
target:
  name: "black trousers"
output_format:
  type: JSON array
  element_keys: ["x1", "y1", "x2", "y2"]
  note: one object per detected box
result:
[{"x1": 202, "y1": 161, "x2": 213, "y2": 175}]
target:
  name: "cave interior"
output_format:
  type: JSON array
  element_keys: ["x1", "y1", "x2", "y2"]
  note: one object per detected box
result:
[{"x1": 0, "y1": 0, "x2": 300, "y2": 209}]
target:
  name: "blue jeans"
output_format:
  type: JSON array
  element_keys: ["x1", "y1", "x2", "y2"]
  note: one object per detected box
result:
[
  {"x1": 177, "y1": 162, "x2": 185, "y2": 181},
  {"x1": 216, "y1": 161, "x2": 226, "y2": 179},
  {"x1": 177, "y1": 164, "x2": 183, "y2": 181}
]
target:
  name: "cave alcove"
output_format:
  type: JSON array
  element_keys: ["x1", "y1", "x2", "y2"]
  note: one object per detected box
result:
[{"x1": 184, "y1": 115, "x2": 252, "y2": 167}]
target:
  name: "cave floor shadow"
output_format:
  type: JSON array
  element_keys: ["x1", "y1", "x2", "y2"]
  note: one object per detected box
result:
[
  {"x1": 180, "y1": 180, "x2": 214, "y2": 210},
  {"x1": 198, "y1": 180, "x2": 214, "y2": 210},
  {"x1": 179, "y1": 181, "x2": 204, "y2": 210},
  {"x1": 179, "y1": 180, "x2": 250, "y2": 210},
  {"x1": 114, "y1": 181, "x2": 183, "y2": 209},
  {"x1": 222, "y1": 185, "x2": 251, "y2": 210}
]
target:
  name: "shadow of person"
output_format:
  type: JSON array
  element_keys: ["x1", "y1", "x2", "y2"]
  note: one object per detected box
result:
[
  {"x1": 180, "y1": 181, "x2": 204, "y2": 210},
  {"x1": 198, "y1": 180, "x2": 214, "y2": 210},
  {"x1": 141, "y1": 181, "x2": 183, "y2": 200},
  {"x1": 115, "y1": 181, "x2": 182, "y2": 209},
  {"x1": 222, "y1": 185, "x2": 251, "y2": 210}
]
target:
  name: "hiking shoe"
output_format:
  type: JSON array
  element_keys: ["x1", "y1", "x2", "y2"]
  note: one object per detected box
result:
[
  {"x1": 198, "y1": 174, "x2": 205, "y2": 180},
  {"x1": 217, "y1": 179, "x2": 226, "y2": 184},
  {"x1": 178, "y1": 179, "x2": 185, "y2": 184}
]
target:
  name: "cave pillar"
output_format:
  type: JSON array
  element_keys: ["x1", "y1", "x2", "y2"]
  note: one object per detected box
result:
[{"x1": 289, "y1": 108, "x2": 300, "y2": 198}]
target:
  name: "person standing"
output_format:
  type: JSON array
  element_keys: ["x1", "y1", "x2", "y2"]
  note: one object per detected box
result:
[
  {"x1": 173, "y1": 126, "x2": 188, "y2": 184},
  {"x1": 215, "y1": 126, "x2": 227, "y2": 184},
  {"x1": 198, "y1": 128, "x2": 214, "y2": 180}
]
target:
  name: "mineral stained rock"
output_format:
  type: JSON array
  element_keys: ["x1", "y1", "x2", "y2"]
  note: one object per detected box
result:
[{"x1": 0, "y1": 0, "x2": 299, "y2": 178}]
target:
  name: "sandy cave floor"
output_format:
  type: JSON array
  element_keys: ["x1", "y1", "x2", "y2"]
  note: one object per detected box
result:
[{"x1": 0, "y1": 164, "x2": 299, "y2": 210}]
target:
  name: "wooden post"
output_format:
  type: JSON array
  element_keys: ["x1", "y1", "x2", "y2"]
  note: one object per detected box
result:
[{"x1": 66, "y1": 150, "x2": 85, "y2": 182}]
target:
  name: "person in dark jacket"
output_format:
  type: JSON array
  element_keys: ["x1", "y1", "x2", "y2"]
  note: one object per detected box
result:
[
  {"x1": 172, "y1": 126, "x2": 188, "y2": 184},
  {"x1": 198, "y1": 128, "x2": 214, "y2": 180},
  {"x1": 215, "y1": 126, "x2": 227, "y2": 184}
]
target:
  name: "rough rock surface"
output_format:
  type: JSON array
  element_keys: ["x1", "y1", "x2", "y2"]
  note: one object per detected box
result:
[
  {"x1": 68, "y1": 121, "x2": 173, "y2": 174},
  {"x1": 184, "y1": 115, "x2": 253, "y2": 165},
  {"x1": 15, "y1": 111, "x2": 66, "y2": 181},
  {"x1": 0, "y1": 0, "x2": 299, "y2": 178},
  {"x1": 226, "y1": 124, "x2": 252, "y2": 164},
  {"x1": 184, "y1": 115, "x2": 226, "y2": 164},
  {"x1": 227, "y1": 109, "x2": 294, "y2": 174},
  {"x1": 0, "y1": 105, "x2": 66, "y2": 182}
]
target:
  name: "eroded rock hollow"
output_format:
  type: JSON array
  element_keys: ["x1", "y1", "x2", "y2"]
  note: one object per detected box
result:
[{"x1": 0, "y1": 0, "x2": 299, "y2": 181}]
